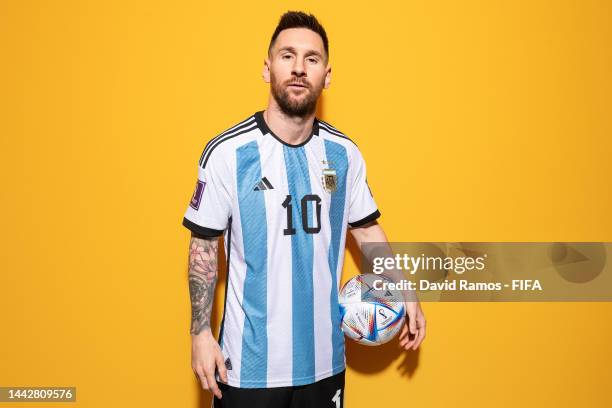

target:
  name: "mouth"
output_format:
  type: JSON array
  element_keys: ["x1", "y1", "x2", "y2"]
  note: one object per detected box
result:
[{"x1": 287, "y1": 82, "x2": 309, "y2": 89}]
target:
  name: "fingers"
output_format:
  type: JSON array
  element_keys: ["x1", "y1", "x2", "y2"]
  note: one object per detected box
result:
[
  {"x1": 205, "y1": 368, "x2": 222, "y2": 399},
  {"x1": 398, "y1": 322, "x2": 415, "y2": 349},
  {"x1": 193, "y1": 362, "x2": 223, "y2": 399},
  {"x1": 398, "y1": 322, "x2": 409, "y2": 341},
  {"x1": 412, "y1": 318, "x2": 426, "y2": 350},
  {"x1": 194, "y1": 368, "x2": 209, "y2": 391},
  {"x1": 400, "y1": 329, "x2": 417, "y2": 350},
  {"x1": 216, "y1": 353, "x2": 228, "y2": 384},
  {"x1": 399, "y1": 304, "x2": 426, "y2": 351},
  {"x1": 191, "y1": 335, "x2": 226, "y2": 398},
  {"x1": 406, "y1": 306, "x2": 417, "y2": 336}
]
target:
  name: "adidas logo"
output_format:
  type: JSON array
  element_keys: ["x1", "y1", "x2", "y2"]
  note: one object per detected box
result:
[{"x1": 253, "y1": 177, "x2": 274, "y2": 191}]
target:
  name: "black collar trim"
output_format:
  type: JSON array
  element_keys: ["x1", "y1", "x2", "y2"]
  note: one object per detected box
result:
[{"x1": 254, "y1": 110, "x2": 319, "y2": 148}]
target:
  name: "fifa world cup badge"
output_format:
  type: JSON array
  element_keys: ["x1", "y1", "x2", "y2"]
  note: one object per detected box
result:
[{"x1": 321, "y1": 167, "x2": 337, "y2": 193}]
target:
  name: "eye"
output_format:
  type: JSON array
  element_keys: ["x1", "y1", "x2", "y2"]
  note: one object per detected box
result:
[
  {"x1": 307, "y1": 57, "x2": 318, "y2": 64},
  {"x1": 281, "y1": 54, "x2": 292, "y2": 60}
]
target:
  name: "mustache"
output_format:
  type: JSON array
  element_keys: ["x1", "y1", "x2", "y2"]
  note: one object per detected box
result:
[{"x1": 285, "y1": 78, "x2": 311, "y2": 88}]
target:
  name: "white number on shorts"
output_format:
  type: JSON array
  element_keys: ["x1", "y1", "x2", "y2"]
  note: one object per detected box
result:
[{"x1": 332, "y1": 388, "x2": 341, "y2": 408}]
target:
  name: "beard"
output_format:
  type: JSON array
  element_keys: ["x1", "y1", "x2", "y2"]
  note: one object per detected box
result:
[{"x1": 270, "y1": 72, "x2": 324, "y2": 117}]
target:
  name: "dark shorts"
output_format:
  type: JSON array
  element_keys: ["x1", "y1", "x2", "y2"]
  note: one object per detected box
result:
[{"x1": 213, "y1": 370, "x2": 345, "y2": 408}]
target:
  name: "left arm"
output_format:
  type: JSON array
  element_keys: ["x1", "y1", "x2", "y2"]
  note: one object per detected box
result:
[{"x1": 349, "y1": 220, "x2": 427, "y2": 351}]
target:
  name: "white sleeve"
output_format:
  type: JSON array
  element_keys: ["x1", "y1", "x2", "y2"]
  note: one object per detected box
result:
[
  {"x1": 182, "y1": 148, "x2": 232, "y2": 237},
  {"x1": 347, "y1": 147, "x2": 380, "y2": 227}
]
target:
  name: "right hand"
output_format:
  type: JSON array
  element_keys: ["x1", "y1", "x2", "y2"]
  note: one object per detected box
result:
[{"x1": 191, "y1": 329, "x2": 228, "y2": 399}]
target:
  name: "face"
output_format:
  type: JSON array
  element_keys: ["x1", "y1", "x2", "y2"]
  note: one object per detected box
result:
[{"x1": 263, "y1": 28, "x2": 331, "y2": 117}]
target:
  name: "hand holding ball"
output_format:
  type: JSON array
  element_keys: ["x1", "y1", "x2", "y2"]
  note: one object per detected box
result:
[{"x1": 339, "y1": 274, "x2": 406, "y2": 346}]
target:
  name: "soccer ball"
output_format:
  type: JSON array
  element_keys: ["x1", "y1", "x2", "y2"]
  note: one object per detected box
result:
[{"x1": 339, "y1": 274, "x2": 406, "y2": 346}]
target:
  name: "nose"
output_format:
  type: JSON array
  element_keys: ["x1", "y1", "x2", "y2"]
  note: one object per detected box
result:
[{"x1": 291, "y1": 58, "x2": 306, "y2": 77}]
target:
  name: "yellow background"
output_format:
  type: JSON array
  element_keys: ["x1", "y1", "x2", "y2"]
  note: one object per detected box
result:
[{"x1": 1, "y1": 0, "x2": 611, "y2": 407}]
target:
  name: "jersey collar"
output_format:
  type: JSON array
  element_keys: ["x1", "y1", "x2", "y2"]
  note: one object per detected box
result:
[{"x1": 254, "y1": 110, "x2": 319, "y2": 148}]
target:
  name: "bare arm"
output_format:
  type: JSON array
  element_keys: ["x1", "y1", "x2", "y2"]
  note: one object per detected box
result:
[
  {"x1": 189, "y1": 235, "x2": 219, "y2": 334},
  {"x1": 188, "y1": 232, "x2": 227, "y2": 398},
  {"x1": 349, "y1": 220, "x2": 408, "y2": 292},
  {"x1": 349, "y1": 221, "x2": 427, "y2": 351}
]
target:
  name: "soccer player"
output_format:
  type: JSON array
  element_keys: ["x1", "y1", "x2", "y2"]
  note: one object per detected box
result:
[{"x1": 182, "y1": 11, "x2": 426, "y2": 408}]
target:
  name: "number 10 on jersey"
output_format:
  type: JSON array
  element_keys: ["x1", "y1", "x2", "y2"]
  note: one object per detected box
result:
[{"x1": 281, "y1": 194, "x2": 322, "y2": 235}]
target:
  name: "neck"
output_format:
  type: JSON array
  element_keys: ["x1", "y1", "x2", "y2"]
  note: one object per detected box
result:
[{"x1": 263, "y1": 99, "x2": 316, "y2": 146}]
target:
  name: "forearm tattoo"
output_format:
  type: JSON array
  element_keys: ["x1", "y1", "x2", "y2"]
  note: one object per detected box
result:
[{"x1": 188, "y1": 236, "x2": 219, "y2": 335}]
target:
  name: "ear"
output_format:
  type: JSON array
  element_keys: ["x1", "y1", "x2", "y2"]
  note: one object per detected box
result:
[
  {"x1": 324, "y1": 65, "x2": 332, "y2": 89},
  {"x1": 262, "y1": 57, "x2": 271, "y2": 83}
]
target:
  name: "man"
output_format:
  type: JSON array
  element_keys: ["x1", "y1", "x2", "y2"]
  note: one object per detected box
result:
[{"x1": 182, "y1": 11, "x2": 426, "y2": 408}]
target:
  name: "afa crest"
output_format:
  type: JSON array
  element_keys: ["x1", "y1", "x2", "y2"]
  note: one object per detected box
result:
[{"x1": 321, "y1": 168, "x2": 337, "y2": 193}]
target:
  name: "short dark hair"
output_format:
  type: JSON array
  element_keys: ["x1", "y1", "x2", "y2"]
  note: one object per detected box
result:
[{"x1": 268, "y1": 11, "x2": 329, "y2": 59}]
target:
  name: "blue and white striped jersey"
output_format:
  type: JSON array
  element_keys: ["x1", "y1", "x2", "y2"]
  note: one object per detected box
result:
[{"x1": 183, "y1": 111, "x2": 380, "y2": 388}]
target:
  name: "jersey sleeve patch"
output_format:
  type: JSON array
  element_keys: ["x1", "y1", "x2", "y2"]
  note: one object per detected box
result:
[{"x1": 189, "y1": 180, "x2": 206, "y2": 210}]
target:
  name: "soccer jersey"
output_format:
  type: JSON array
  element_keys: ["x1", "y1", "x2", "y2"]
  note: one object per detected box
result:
[{"x1": 183, "y1": 111, "x2": 380, "y2": 388}]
